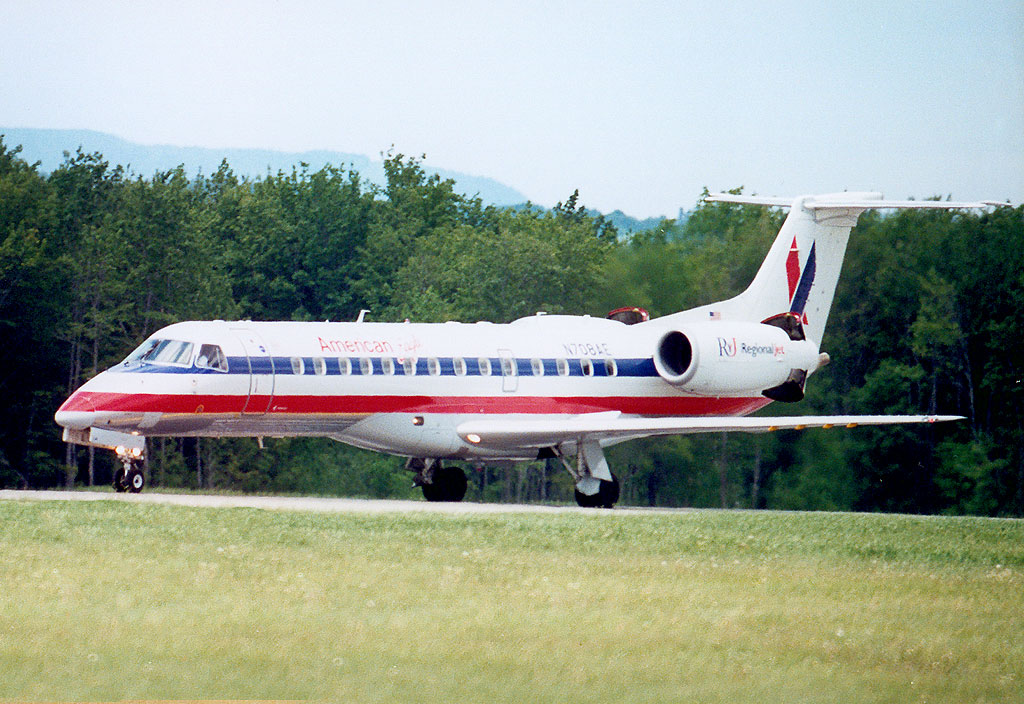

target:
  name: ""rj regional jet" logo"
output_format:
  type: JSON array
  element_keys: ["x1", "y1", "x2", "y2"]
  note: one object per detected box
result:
[{"x1": 717, "y1": 337, "x2": 785, "y2": 359}]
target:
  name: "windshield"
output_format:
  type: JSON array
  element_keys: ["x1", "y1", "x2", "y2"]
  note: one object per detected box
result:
[{"x1": 123, "y1": 339, "x2": 195, "y2": 366}]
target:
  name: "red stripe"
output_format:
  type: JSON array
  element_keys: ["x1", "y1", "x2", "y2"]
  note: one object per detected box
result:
[
  {"x1": 57, "y1": 392, "x2": 96, "y2": 413},
  {"x1": 72, "y1": 391, "x2": 771, "y2": 417},
  {"x1": 786, "y1": 235, "x2": 800, "y2": 301}
]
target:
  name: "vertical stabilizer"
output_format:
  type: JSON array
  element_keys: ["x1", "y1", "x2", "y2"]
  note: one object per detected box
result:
[
  {"x1": 664, "y1": 192, "x2": 996, "y2": 345},
  {"x1": 737, "y1": 194, "x2": 874, "y2": 344},
  {"x1": 666, "y1": 193, "x2": 878, "y2": 343}
]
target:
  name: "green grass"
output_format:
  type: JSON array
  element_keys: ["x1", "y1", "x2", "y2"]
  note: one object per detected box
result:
[{"x1": 1, "y1": 500, "x2": 1022, "y2": 703}]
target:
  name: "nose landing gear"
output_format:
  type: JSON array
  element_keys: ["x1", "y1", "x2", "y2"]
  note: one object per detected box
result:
[{"x1": 113, "y1": 457, "x2": 145, "y2": 494}]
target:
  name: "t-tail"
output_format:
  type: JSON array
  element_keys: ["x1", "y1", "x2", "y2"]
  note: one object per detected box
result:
[{"x1": 666, "y1": 192, "x2": 998, "y2": 346}]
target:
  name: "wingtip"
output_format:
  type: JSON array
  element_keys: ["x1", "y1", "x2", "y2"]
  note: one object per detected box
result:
[{"x1": 930, "y1": 415, "x2": 967, "y2": 423}]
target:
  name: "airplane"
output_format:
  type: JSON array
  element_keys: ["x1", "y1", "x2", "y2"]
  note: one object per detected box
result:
[{"x1": 54, "y1": 191, "x2": 999, "y2": 507}]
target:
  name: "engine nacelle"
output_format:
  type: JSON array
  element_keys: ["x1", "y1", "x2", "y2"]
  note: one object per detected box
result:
[{"x1": 652, "y1": 321, "x2": 821, "y2": 396}]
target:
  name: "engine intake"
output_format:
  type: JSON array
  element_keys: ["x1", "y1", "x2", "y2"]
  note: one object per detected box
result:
[{"x1": 655, "y1": 330, "x2": 697, "y2": 384}]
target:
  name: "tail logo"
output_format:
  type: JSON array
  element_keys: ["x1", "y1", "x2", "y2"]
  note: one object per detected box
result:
[
  {"x1": 786, "y1": 237, "x2": 801, "y2": 300},
  {"x1": 785, "y1": 238, "x2": 816, "y2": 323}
]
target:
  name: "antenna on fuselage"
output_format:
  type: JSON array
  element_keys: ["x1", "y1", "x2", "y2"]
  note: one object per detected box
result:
[{"x1": 356, "y1": 309, "x2": 370, "y2": 323}]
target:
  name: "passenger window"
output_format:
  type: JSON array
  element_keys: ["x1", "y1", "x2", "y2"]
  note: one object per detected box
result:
[
  {"x1": 531, "y1": 358, "x2": 544, "y2": 377},
  {"x1": 291, "y1": 357, "x2": 304, "y2": 375},
  {"x1": 453, "y1": 357, "x2": 467, "y2": 376},
  {"x1": 196, "y1": 344, "x2": 228, "y2": 372},
  {"x1": 556, "y1": 358, "x2": 569, "y2": 377},
  {"x1": 500, "y1": 357, "x2": 516, "y2": 377},
  {"x1": 313, "y1": 357, "x2": 327, "y2": 376},
  {"x1": 339, "y1": 358, "x2": 351, "y2": 375},
  {"x1": 360, "y1": 358, "x2": 373, "y2": 375},
  {"x1": 382, "y1": 358, "x2": 395, "y2": 376},
  {"x1": 581, "y1": 358, "x2": 594, "y2": 377},
  {"x1": 478, "y1": 357, "x2": 492, "y2": 376},
  {"x1": 604, "y1": 358, "x2": 618, "y2": 377},
  {"x1": 402, "y1": 357, "x2": 416, "y2": 376},
  {"x1": 427, "y1": 357, "x2": 440, "y2": 376}
]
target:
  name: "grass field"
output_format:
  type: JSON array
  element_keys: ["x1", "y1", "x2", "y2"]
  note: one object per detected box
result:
[{"x1": 0, "y1": 497, "x2": 1021, "y2": 703}]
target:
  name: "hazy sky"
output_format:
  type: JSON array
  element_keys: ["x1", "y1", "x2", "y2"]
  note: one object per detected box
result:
[{"x1": 4, "y1": 0, "x2": 1022, "y2": 216}]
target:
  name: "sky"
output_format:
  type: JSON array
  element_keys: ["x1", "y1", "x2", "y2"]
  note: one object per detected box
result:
[{"x1": 3, "y1": 0, "x2": 1022, "y2": 217}]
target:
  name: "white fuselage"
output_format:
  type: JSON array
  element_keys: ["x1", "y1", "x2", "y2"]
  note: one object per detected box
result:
[{"x1": 55, "y1": 314, "x2": 818, "y2": 460}]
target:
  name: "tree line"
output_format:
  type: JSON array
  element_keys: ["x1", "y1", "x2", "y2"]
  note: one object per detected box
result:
[{"x1": 1, "y1": 136, "x2": 1021, "y2": 515}]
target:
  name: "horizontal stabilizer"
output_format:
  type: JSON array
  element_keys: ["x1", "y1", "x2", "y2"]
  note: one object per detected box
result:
[
  {"x1": 457, "y1": 413, "x2": 962, "y2": 449},
  {"x1": 705, "y1": 192, "x2": 1003, "y2": 210}
]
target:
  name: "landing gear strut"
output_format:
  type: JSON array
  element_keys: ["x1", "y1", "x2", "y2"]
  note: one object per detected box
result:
[{"x1": 407, "y1": 459, "x2": 467, "y2": 502}]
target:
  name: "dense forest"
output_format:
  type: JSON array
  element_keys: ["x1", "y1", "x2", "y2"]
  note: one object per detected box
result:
[{"x1": 1, "y1": 136, "x2": 1021, "y2": 515}]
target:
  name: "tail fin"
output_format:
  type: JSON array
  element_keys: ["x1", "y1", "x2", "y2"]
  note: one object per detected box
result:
[
  {"x1": 666, "y1": 192, "x2": 996, "y2": 344},
  {"x1": 719, "y1": 192, "x2": 873, "y2": 344}
]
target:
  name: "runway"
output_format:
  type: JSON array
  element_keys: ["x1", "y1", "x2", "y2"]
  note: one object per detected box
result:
[{"x1": 0, "y1": 489, "x2": 683, "y2": 515}]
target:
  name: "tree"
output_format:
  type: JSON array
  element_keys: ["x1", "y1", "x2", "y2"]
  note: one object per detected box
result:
[
  {"x1": 389, "y1": 205, "x2": 612, "y2": 324},
  {"x1": 0, "y1": 138, "x2": 63, "y2": 487},
  {"x1": 3, "y1": 139, "x2": 1021, "y2": 515}
]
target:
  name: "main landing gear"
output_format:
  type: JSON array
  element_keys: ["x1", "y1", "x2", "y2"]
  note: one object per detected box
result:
[
  {"x1": 406, "y1": 442, "x2": 621, "y2": 508},
  {"x1": 112, "y1": 459, "x2": 145, "y2": 493},
  {"x1": 551, "y1": 440, "x2": 620, "y2": 509},
  {"x1": 407, "y1": 458, "x2": 468, "y2": 502}
]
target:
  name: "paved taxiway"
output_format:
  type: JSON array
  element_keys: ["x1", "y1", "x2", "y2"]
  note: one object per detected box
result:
[{"x1": 0, "y1": 489, "x2": 684, "y2": 515}]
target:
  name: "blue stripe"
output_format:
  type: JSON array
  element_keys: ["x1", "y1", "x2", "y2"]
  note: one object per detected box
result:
[
  {"x1": 119, "y1": 355, "x2": 662, "y2": 378},
  {"x1": 790, "y1": 241, "x2": 816, "y2": 315}
]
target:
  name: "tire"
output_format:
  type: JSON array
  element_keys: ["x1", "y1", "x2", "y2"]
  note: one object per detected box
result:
[
  {"x1": 112, "y1": 467, "x2": 129, "y2": 493},
  {"x1": 422, "y1": 465, "x2": 468, "y2": 502},
  {"x1": 440, "y1": 465, "x2": 468, "y2": 502},
  {"x1": 421, "y1": 478, "x2": 443, "y2": 502},
  {"x1": 597, "y1": 474, "x2": 620, "y2": 508},
  {"x1": 574, "y1": 486, "x2": 599, "y2": 508},
  {"x1": 574, "y1": 475, "x2": 619, "y2": 509},
  {"x1": 126, "y1": 467, "x2": 145, "y2": 493}
]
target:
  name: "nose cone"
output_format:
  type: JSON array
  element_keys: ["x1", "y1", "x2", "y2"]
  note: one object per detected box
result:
[{"x1": 55, "y1": 392, "x2": 96, "y2": 430}]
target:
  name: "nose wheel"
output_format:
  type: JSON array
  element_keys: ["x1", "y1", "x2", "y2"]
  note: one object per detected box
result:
[{"x1": 113, "y1": 461, "x2": 145, "y2": 493}]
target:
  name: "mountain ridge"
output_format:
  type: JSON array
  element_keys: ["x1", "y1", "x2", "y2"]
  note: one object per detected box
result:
[
  {"x1": 0, "y1": 127, "x2": 529, "y2": 207},
  {"x1": 1, "y1": 127, "x2": 671, "y2": 230}
]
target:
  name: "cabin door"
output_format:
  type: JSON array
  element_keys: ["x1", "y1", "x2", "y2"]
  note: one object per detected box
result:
[
  {"x1": 497, "y1": 348, "x2": 518, "y2": 393},
  {"x1": 231, "y1": 327, "x2": 275, "y2": 414}
]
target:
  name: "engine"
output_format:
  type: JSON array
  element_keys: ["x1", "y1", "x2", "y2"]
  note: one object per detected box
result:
[{"x1": 652, "y1": 320, "x2": 822, "y2": 397}]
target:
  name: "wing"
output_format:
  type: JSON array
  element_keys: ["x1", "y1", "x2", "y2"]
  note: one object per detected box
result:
[{"x1": 457, "y1": 412, "x2": 963, "y2": 450}]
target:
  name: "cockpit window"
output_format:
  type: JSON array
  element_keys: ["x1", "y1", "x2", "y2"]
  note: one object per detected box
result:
[
  {"x1": 124, "y1": 339, "x2": 194, "y2": 367},
  {"x1": 196, "y1": 344, "x2": 229, "y2": 372}
]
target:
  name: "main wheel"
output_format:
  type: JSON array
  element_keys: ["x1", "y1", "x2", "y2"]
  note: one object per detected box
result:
[
  {"x1": 422, "y1": 465, "x2": 468, "y2": 502},
  {"x1": 125, "y1": 467, "x2": 145, "y2": 493},
  {"x1": 574, "y1": 475, "x2": 620, "y2": 509}
]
